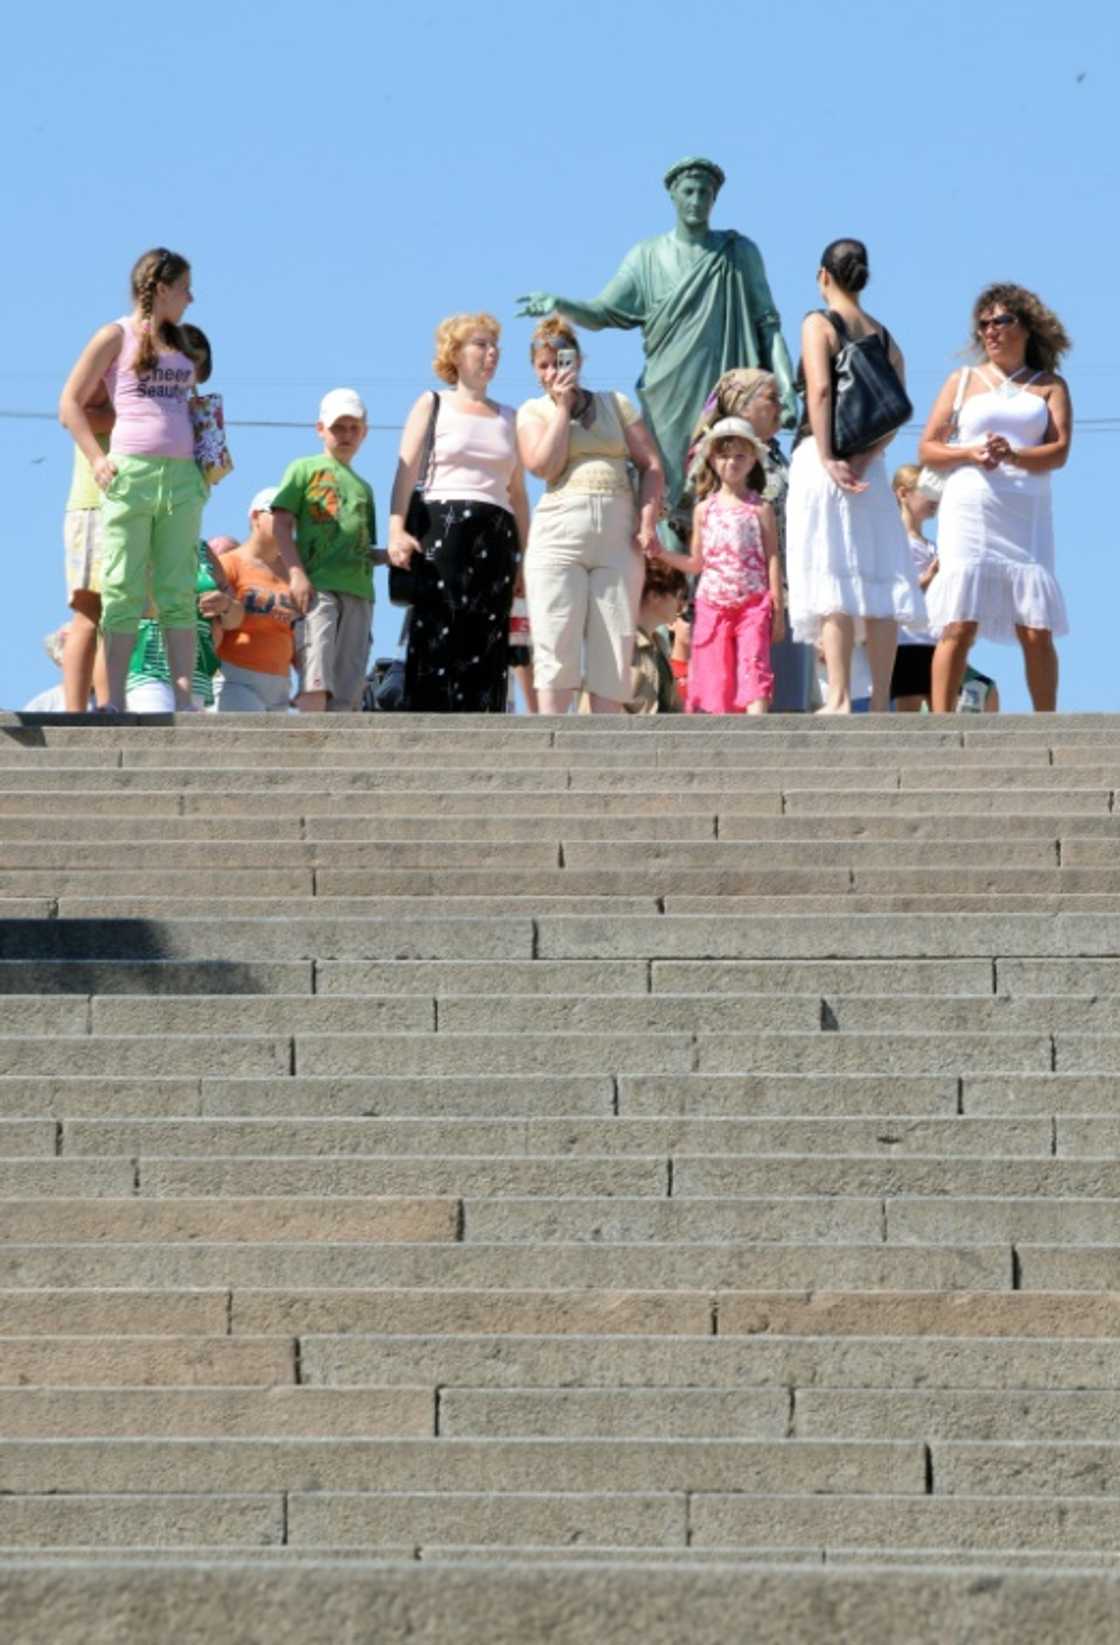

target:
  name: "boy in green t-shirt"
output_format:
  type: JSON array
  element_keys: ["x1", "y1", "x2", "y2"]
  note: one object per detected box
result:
[{"x1": 272, "y1": 388, "x2": 378, "y2": 713}]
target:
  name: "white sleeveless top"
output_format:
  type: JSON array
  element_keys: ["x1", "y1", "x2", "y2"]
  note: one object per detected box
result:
[
  {"x1": 926, "y1": 365, "x2": 1067, "y2": 642},
  {"x1": 425, "y1": 395, "x2": 517, "y2": 514},
  {"x1": 953, "y1": 370, "x2": 1050, "y2": 494}
]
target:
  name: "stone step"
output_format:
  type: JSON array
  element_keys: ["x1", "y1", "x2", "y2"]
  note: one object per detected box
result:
[
  {"x1": 0, "y1": 1243, "x2": 1006, "y2": 1292},
  {"x1": 671, "y1": 1157, "x2": 1120, "y2": 1200},
  {"x1": 0, "y1": 1437, "x2": 922, "y2": 1496},
  {"x1": 443, "y1": 1386, "x2": 1120, "y2": 1442},
  {"x1": 0, "y1": 731, "x2": 1096, "y2": 760},
  {"x1": 688, "y1": 1493, "x2": 1120, "y2": 1556},
  {"x1": 1, "y1": 763, "x2": 1118, "y2": 799},
  {"x1": 2, "y1": 786, "x2": 1114, "y2": 820},
  {"x1": 5, "y1": 808, "x2": 1120, "y2": 842},
  {"x1": 0, "y1": 1198, "x2": 457, "y2": 1243},
  {"x1": 0, "y1": 1563, "x2": 1116, "y2": 1643},
  {"x1": 0, "y1": 1386, "x2": 433, "y2": 1438},
  {"x1": 0, "y1": 1073, "x2": 622, "y2": 1119},
  {"x1": 16, "y1": 865, "x2": 1120, "y2": 898},
  {"x1": 0, "y1": 1030, "x2": 1081, "y2": 1080},
  {"x1": 12, "y1": 1152, "x2": 1113, "y2": 1201},
  {"x1": 69, "y1": 991, "x2": 1120, "y2": 1036},
  {"x1": 0, "y1": 1493, "x2": 284, "y2": 1549},
  {"x1": 0, "y1": 842, "x2": 568, "y2": 870},
  {"x1": 1017, "y1": 1246, "x2": 1120, "y2": 1289},
  {"x1": 226, "y1": 1289, "x2": 1120, "y2": 1340},
  {"x1": 1, "y1": 866, "x2": 1109, "y2": 901},
  {"x1": 286, "y1": 1030, "x2": 1055, "y2": 1078},
  {"x1": 5, "y1": 720, "x2": 1095, "y2": 749},
  {"x1": 7, "y1": 705, "x2": 1113, "y2": 726},
  {"x1": 5, "y1": 1071, "x2": 1117, "y2": 1121},
  {"x1": 0, "y1": 1336, "x2": 292, "y2": 1385},
  {"x1": 0, "y1": 961, "x2": 318, "y2": 995},
  {"x1": 453, "y1": 1195, "x2": 1120, "y2": 1245},
  {"x1": 31, "y1": 893, "x2": 1120, "y2": 919},
  {"x1": 0, "y1": 917, "x2": 536, "y2": 961},
  {"x1": 3, "y1": 738, "x2": 1120, "y2": 772},
  {"x1": 10, "y1": 1069, "x2": 1116, "y2": 1121},
  {"x1": 52, "y1": 1114, "x2": 1057, "y2": 1159},
  {"x1": 2, "y1": 1566, "x2": 1111, "y2": 1645},
  {"x1": 127, "y1": 1156, "x2": 669, "y2": 1198},
  {"x1": 5, "y1": 953, "x2": 1003, "y2": 1000},
  {"x1": 0, "y1": 838, "x2": 1087, "y2": 870},
  {"x1": 0, "y1": 1290, "x2": 227, "y2": 1334},
  {"x1": 535, "y1": 912, "x2": 1120, "y2": 959},
  {"x1": 299, "y1": 1331, "x2": 1120, "y2": 1392}
]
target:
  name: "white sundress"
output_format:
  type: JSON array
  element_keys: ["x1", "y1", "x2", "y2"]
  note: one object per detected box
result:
[
  {"x1": 786, "y1": 439, "x2": 925, "y2": 646},
  {"x1": 925, "y1": 372, "x2": 1068, "y2": 643}
]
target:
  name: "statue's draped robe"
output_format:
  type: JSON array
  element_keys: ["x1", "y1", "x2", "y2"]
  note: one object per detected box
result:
[{"x1": 581, "y1": 229, "x2": 785, "y2": 509}]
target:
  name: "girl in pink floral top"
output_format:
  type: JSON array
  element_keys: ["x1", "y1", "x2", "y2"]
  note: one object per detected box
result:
[{"x1": 655, "y1": 417, "x2": 784, "y2": 713}]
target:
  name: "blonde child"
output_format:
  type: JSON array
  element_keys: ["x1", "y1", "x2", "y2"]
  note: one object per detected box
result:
[
  {"x1": 889, "y1": 463, "x2": 940, "y2": 711},
  {"x1": 655, "y1": 417, "x2": 783, "y2": 714}
]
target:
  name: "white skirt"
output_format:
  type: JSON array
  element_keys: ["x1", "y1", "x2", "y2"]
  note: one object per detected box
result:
[
  {"x1": 786, "y1": 440, "x2": 924, "y2": 645},
  {"x1": 925, "y1": 465, "x2": 1068, "y2": 643}
]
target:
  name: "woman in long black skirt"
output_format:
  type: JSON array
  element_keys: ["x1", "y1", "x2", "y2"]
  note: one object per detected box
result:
[{"x1": 388, "y1": 312, "x2": 529, "y2": 712}]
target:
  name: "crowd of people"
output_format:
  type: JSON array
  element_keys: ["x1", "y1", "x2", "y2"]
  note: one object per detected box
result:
[{"x1": 44, "y1": 238, "x2": 1072, "y2": 718}]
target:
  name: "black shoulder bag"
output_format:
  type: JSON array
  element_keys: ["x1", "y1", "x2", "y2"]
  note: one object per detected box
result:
[
  {"x1": 388, "y1": 390, "x2": 440, "y2": 607},
  {"x1": 826, "y1": 309, "x2": 913, "y2": 459}
]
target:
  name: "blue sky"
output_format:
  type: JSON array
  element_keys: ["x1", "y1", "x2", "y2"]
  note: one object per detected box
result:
[{"x1": 2, "y1": 0, "x2": 1112, "y2": 711}]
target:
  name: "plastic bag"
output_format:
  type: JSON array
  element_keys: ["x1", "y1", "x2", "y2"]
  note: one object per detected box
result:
[{"x1": 190, "y1": 392, "x2": 234, "y2": 487}]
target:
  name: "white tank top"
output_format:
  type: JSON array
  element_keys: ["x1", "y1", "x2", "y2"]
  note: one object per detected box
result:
[{"x1": 425, "y1": 396, "x2": 517, "y2": 513}]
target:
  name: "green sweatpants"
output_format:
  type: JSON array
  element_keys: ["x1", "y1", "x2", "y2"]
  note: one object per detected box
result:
[{"x1": 99, "y1": 455, "x2": 207, "y2": 633}]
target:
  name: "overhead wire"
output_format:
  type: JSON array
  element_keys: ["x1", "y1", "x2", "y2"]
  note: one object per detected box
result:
[{"x1": 3, "y1": 409, "x2": 1120, "y2": 433}]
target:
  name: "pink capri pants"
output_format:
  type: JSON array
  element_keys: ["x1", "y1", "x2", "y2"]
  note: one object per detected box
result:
[{"x1": 686, "y1": 593, "x2": 774, "y2": 713}]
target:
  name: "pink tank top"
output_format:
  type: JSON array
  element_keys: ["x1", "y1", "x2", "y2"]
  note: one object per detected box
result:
[
  {"x1": 104, "y1": 316, "x2": 195, "y2": 459},
  {"x1": 696, "y1": 494, "x2": 769, "y2": 607},
  {"x1": 425, "y1": 396, "x2": 517, "y2": 513}
]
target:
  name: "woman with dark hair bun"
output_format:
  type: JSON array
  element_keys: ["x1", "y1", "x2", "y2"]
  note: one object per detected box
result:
[
  {"x1": 920, "y1": 283, "x2": 1072, "y2": 712},
  {"x1": 785, "y1": 239, "x2": 923, "y2": 713}
]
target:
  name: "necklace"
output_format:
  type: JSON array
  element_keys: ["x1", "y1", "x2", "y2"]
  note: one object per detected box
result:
[{"x1": 573, "y1": 389, "x2": 596, "y2": 428}]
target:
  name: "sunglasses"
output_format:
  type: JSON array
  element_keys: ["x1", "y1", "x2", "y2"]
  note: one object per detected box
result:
[{"x1": 977, "y1": 315, "x2": 1018, "y2": 333}]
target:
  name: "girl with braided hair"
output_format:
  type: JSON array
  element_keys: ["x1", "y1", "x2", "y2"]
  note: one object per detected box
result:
[{"x1": 60, "y1": 248, "x2": 206, "y2": 712}]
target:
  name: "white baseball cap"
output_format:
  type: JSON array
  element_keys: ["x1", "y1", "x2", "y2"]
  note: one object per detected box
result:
[
  {"x1": 249, "y1": 486, "x2": 278, "y2": 518},
  {"x1": 318, "y1": 388, "x2": 367, "y2": 427}
]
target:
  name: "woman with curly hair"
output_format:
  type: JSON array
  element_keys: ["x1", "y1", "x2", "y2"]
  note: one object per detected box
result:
[
  {"x1": 920, "y1": 283, "x2": 1073, "y2": 711},
  {"x1": 388, "y1": 313, "x2": 529, "y2": 712}
]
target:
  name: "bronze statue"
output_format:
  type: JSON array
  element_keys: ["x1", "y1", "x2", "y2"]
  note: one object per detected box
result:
[{"x1": 518, "y1": 157, "x2": 796, "y2": 512}]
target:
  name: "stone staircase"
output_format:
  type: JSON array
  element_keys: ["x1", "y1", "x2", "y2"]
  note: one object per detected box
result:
[{"x1": 3, "y1": 710, "x2": 1120, "y2": 1640}]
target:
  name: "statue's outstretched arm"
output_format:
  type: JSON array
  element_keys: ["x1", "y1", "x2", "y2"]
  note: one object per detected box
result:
[
  {"x1": 516, "y1": 291, "x2": 616, "y2": 331},
  {"x1": 517, "y1": 250, "x2": 645, "y2": 333}
]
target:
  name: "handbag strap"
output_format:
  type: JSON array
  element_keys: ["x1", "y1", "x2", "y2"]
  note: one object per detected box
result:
[
  {"x1": 824, "y1": 307, "x2": 849, "y2": 344},
  {"x1": 826, "y1": 308, "x2": 895, "y2": 357},
  {"x1": 947, "y1": 367, "x2": 970, "y2": 436},
  {"x1": 417, "y1": 390, "x2": 440, "y2": 493}
]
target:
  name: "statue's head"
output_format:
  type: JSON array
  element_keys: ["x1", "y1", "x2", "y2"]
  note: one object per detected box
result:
[{"x1": 664, "y1": 156, "x2": 724, "y2": 228}]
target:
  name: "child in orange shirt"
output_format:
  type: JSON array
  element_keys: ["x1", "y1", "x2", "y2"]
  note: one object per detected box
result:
[{"x1": 215, "y1": 488, "x2": 297, "y2": 712}]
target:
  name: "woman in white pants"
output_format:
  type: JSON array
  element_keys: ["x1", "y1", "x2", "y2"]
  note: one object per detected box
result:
[{"x1": 518, "y1": 318, "x2": 663, "y2": 713}]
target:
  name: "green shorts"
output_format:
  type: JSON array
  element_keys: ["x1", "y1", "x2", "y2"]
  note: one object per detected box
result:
[{"x1": 99, "y1": 455, "x2": 207, "y2": 634}]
